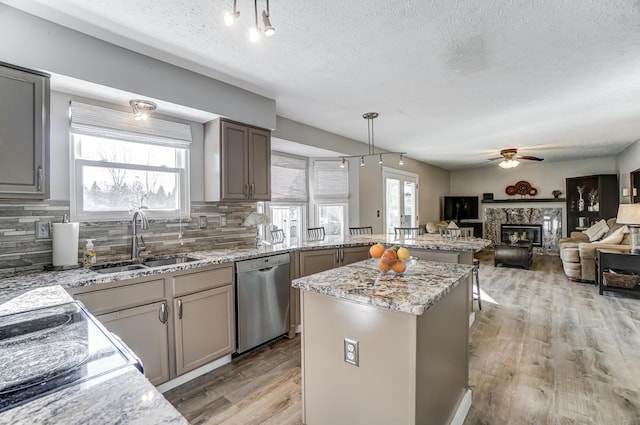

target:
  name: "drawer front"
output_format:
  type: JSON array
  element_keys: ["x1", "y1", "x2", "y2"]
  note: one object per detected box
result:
[
  {"x1": 75, "y1": 279, "x2": 165, "y2": 315},
  {"x1": 172, "y1": 266, "x2": 234, "y2": 296}
]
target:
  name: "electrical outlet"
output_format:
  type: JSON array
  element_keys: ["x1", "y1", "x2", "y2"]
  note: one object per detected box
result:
[
  {"x1": 198, "y1": 216, "x2": 207, "y2": 229},
  {"x1": 35, "y1": 221, "x2": 50, "y2": 239},
  {"x1": 220, "y1": 214, "x2": 227, "y2": 227},
  {"x1": 344, "y1": 338, "x2": 359, "y2": 366}
]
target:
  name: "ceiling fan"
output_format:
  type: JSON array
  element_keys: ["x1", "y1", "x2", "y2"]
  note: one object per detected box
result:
[{"x1": 488, "y1": 148, "x2": 544, "y2": 169}]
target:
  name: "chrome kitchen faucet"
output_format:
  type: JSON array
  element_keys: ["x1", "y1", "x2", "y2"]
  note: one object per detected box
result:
[{"x1": 131, "y1": 209, "x2": 149, "y2": 261}]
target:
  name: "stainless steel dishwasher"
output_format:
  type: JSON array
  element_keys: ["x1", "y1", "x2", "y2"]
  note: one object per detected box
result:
[{"x1": 235, "y1": 253, "x2": 291, "y2": 354}]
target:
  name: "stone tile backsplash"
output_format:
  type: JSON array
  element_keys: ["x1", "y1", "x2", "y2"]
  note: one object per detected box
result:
[{"x1": 0, "y1": 200, "x2": 255, "y2": 277}]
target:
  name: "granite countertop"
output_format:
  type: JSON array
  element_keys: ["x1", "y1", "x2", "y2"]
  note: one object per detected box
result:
[
  {"x1": 0, "y1": 286, "x2": 188, "y2": 424},
  {"x1": 0, "y1": 234, "x2": 490, "y2": 305},
  {"x1": 292, "y1": 258, "x2": 473, "y2": 315},
  {"x1": 0, "y1": 234, "x2": 486, "y2": 422}
]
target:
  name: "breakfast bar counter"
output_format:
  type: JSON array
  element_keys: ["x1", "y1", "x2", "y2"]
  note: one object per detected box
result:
[{"x1": 292, "y1": 258, "x2": 473, "y2": 425}]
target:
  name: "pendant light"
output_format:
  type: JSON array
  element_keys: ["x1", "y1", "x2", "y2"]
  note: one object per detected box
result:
[{"x1": 339, "y1": 112, "x2": 406, "y2": 167}]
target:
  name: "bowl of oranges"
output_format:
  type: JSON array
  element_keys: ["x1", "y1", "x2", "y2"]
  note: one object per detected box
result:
[{"x1": 369, "y1": 243, "x2": 413, "y2": 275}]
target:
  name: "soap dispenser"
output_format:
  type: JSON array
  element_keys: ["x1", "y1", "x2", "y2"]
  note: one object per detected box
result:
[{"x1": 83, "y1": 239, "x2": 97, "y2": 266}]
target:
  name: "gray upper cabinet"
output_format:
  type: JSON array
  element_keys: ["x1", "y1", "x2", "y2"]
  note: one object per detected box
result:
[
  {"x1": 0, "y1": 62, "x2": 49, "y2": 199},
  {"x1": 204, "y1": 118, "x2": 271, "y2": 202}
]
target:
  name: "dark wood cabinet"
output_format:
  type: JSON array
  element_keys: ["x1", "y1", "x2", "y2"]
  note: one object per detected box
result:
[
  {"x1": 204, "y1": 118, "x2": 271, "y2": 202},
  {"x1": 0, "y1": 62, "x2": 49, "y2": 199},
  {"x1": 566, "y1": 174, "x2": 618, "y2": 234}
]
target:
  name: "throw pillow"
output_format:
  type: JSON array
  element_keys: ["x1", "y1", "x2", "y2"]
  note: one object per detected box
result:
[
  {"x1": 583, "y1": 219, "x2": 609, "y2": 242},
  {"x1": 595, "y1": 225, "x2": 629, "y2": 244}
]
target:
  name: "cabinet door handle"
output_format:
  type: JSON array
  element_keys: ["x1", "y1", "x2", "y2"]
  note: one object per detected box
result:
[
  {"x1": 177, "y1": 299, "x2": 183, "y2": 320},
  {"x1": 335, "y1": 250, "x2": 339, "y2": 264},
  {"x1": 158, "y1": 302, "x2": 168, "y2": 324},
  {"x1": 340, "y1": 249, "x2": 344, "y2": 262},
  {"x1": 250, "y1": 183, "x2": 255, "y2": 198},
  {"x1": 244, "y1": 183, "x2": 249, "y2": 198},
  {"x1": 37, "y1": 167, "x2": 43, "y2": 192}
]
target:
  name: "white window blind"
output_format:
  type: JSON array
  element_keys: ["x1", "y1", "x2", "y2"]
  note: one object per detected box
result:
[
  {"x1": 271, "y1": 154, "x2": 308, "y2": 202},
  {"x1": 312, "y1": 160, "x2": 349, "y2": 200},
  {"x1": 70, "y1": 101, "x2": 192, "y2": 147}
]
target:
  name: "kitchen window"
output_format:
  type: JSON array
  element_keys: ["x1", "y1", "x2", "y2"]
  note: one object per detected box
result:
[
  {"x1": 70, "y1": 102, "x2": 191, "y2": 221},
  {"x1": 264, "y1": 153, "x2": 308, "y2": 243},
  {"x1": 310, "y1": 159, "x2": 349, "y2": 236}
]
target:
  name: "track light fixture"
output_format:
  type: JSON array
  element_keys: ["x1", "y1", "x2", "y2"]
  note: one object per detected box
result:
[
  {"x1": 224, "y1": 0, "x2": 240, "y2": 26},
  {"x1": 225, "y1": 0, "x2": 275, "y2": 41},
  {"x1": 340, "y1": 158, "x2": 346, "y2": 168},
  {"x1": 339, "y1": 112, "x2": 406, "y2": 168},
  {"x1": 129, "y1": 99, "x2": 156, "y2": 121}
]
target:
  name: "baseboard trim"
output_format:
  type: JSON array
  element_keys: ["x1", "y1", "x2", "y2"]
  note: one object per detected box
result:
[
  {"x1": 450, "y1": 389, "x2": 472, "y2": 425},
  {"x1": 156, "y1": 355, "x2": 232, "y2": 393}
]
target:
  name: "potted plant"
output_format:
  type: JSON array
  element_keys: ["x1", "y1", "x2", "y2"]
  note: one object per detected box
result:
[{"x1": 551, "y1": 190, "x2": 562, "y2": 198}]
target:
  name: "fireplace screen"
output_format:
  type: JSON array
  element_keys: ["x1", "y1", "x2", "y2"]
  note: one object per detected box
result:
[{"x1": 501, "y1": 224, "x2": 543, "y2": 246}]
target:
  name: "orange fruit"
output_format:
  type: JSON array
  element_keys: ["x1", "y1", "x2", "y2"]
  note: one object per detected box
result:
[
  {"x1": 369, "y1": 243, "x2": 384, "y2": 258},
  {"x1": 378, "y1": 260, "x2": 391, "y2": 272},
  {"x1": 392, "y1": 261, "x2": 406, "y2": 274},
  {"x1": 381, "y1": 248, "x2": 398, "y2": 261}
]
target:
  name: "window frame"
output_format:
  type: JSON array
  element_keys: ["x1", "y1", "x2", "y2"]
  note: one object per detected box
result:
[{"x1": 70, "y1": 135, "x2": 190, "y2": 222}]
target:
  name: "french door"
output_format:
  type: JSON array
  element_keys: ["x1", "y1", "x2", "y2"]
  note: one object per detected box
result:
[{"x1": 382, "y1": 167, "x2": 418, "y2": 234}]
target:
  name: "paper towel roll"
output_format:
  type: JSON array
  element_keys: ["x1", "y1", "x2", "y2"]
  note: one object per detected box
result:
[{"x1": 53, "y1": 222, "x2": 80, "y2": 267}]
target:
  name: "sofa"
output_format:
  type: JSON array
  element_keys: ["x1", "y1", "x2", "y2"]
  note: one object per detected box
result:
[{"x1": 559, "y1": 218, "x2": 630, "y2": 282}]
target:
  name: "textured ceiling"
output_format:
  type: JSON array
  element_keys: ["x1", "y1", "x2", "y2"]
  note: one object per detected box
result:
[{"x1": 5, "y1": 0, "x2": 640, "y2": 169}]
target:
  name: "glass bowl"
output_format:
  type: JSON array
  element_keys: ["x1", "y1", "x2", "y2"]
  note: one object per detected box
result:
[{"x1": 375, "y1": 257, "x2": 416, "y2": 275}]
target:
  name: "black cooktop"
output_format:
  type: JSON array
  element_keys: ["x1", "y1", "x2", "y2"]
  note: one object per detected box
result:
[{"x1": 0, "y1": 301, "x2": 142, "y2": 412}]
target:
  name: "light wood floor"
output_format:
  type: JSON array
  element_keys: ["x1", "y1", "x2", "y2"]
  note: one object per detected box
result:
[{"x1": 165, "y1": 253, "x2": 640, "y2": 424}]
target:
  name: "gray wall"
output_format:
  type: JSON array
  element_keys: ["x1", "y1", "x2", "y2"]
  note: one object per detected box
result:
[{"x1": 0, "y1": 4, "x2": 276, "y2": 130}]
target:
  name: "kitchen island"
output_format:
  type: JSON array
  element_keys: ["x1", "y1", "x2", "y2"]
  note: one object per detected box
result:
[{"x1": 293, "y1": 258, "x2": 473, "y2": 425}]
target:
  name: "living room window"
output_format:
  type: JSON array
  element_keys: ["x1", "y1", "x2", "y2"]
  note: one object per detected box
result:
[{"x1": 70, "y1": 101, "x2": 191, "y2": 221}]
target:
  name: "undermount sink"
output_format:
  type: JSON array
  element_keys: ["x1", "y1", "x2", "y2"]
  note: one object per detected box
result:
[
  {"x1": 90, "y1": 262, "x2": 149, "y2": 274},
  {"x1": 143, "y1": 256, "x2": 199, "y2": 268},
  {"x1": 89, "y1": 256, "x2": 198, "y2": 274}
]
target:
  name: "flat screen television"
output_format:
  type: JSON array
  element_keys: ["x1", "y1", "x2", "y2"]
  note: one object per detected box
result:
[{"x1": 443, "y1": 196, "x2": 479, "y2": 221}]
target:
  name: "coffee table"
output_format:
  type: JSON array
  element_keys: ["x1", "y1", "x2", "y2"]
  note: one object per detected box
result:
[{"x1": 494, "y1": 240, "x2": 533, "y2": 269}]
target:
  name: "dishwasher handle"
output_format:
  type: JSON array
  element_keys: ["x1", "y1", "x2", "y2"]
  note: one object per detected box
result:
[{"x1": 258, "y1": 266, "x2": 275, "y2": 272}]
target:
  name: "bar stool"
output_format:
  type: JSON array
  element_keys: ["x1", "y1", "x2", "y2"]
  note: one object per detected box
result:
[
  {"x1": 307, "y1": 227, "x2": 325, "y2": 241},
  {"x1": 349, "y1": 226, "x2": 373, "y2": 235},
  {"x1": 473, "y1": 258, "x2": 482, "y2": 310}
]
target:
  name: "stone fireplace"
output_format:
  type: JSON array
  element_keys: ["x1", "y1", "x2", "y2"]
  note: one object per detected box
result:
[{"x1": 485, "y1": 207, "x2": 562, "y2": 253}]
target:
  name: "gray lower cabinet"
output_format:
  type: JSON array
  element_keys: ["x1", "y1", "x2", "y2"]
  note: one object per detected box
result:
[
  {"x1": 174, "y1": 285, "x2": 235, "y2": 376},
  {"x1": 293, "y1": 246, "x2": 371, "y2": 331},
  {"x1": 71, "y1": 263, "x2": 235, "y2": 385},
  {"x1": 299, "y1": 246, "x2": 371, "y2": 276},
  {"x1": 97, "y1": 302, "x2": 170, "y2": 386},
  {"x1": 0, "y1": 62, "x2": 49, "y2": 199}
]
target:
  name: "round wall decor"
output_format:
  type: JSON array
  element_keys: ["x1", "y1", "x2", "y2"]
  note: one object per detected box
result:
[{"x1": 505, "y1": 180, "x2": 538, "y2": 197}]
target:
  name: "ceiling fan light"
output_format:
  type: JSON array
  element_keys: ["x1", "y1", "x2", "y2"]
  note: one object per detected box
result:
[{"x1": 499, "y1": 159, "x2": 519, "y2": 169}]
